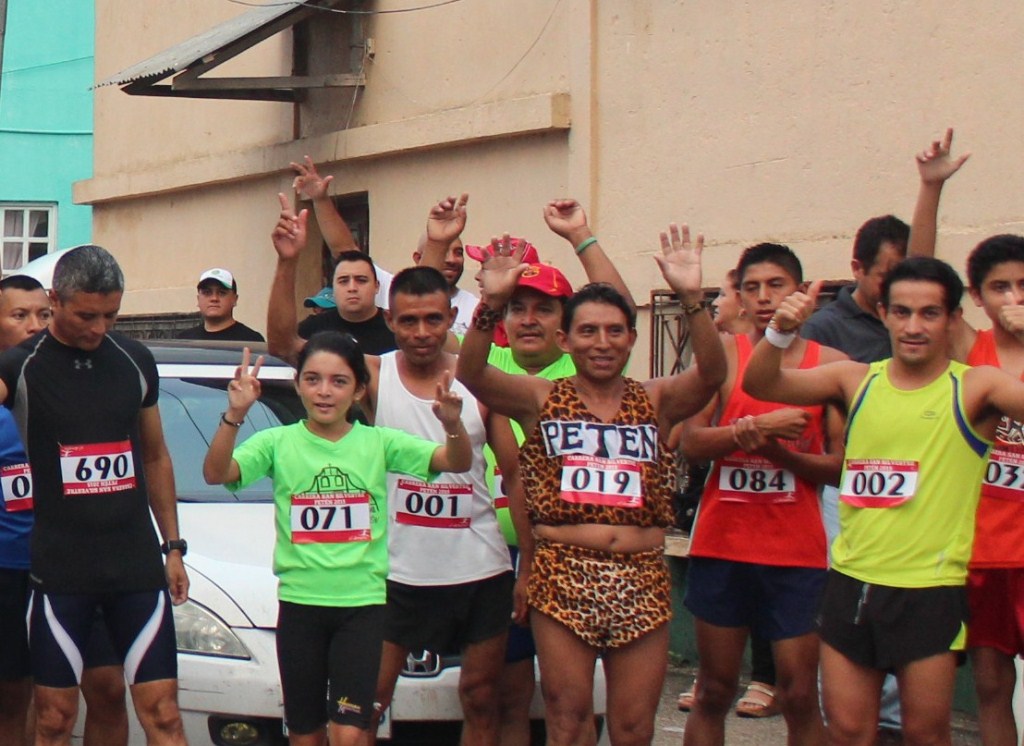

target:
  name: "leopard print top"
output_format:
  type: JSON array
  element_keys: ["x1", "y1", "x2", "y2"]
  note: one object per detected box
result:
[{"x1": 520, "y1": 377, "x2": 676, "y2": 527}]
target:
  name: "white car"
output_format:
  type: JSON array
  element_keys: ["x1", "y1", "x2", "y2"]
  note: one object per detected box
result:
[{"x1": 81, "y1": 340, "x2": 608, "y2": 745}]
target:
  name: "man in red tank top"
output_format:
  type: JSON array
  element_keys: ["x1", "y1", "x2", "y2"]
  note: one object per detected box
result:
[{"x1": 680, "y1": 243, "x2": 847, "y2": 746}]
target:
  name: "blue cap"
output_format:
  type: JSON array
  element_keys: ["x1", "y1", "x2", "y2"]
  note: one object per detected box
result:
[{"x1": 304, "y1": 286, "x2": 336, "y2": 309}]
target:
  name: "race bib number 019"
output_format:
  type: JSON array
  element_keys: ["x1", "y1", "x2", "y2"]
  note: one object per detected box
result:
[
  {"x1": 982, "y1": 445, "x2": 1024, "y2": 503},
  {"x1": 839, "y1": 459, "x2": 919, "y2": 508},
  {"x1": 560, "y1": 456, "x2": 643, "y2": 508},
  {"x1": 717, "y1": 459, "x2": 796, "y2": 504},
  {"x1": 395, "y1": 479, "x2": 473, "y2": 529},
  {"x1": 59, "y1": 441, "x2": 136, "y2": 497},
  {"x1": 290, "y1": 492, "x2": 371, "y2": 544},
  {"x1": 0, "y1": 462, "x2": 33, "y2": 511}
]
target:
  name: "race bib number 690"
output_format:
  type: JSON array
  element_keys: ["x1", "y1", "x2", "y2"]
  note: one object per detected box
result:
[{"x1": 59, "y1": 441, "x2": 136, "y2": 497}]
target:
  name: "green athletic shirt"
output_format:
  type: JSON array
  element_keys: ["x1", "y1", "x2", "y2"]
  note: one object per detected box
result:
[
  {"x1": 484, "y1": 345, "x2": 577, "y2": 544},
  {"x1": 832, "y1": 360, "x2": 991, "y2": 587},
  {"x1": 230, "y1": 421, "x2": 438, "y2": 606}
]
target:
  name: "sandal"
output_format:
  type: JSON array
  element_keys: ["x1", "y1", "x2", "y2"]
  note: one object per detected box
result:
[
  {"x1": 734, "y1": 681, "x2": 779, "y2": 718},
  {"x1": 677, "y1": 682, "x2": 696, "y2": 712}
]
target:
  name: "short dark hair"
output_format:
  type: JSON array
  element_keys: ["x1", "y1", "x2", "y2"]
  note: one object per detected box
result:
[
  {"x1": 333, "y1": 250, "x2": 377, "y2": 281},
  {"x1": 853, "y1": 215, "x2": 909, "y2": 269},
  {"x1": 52, "y1": 245, "x2": 124, "y2": 302},
  {"x1": 296, "y1": 331, "x2": 370, "y2": 389},
  {"x1": 736, "y1": 243, "x2": 803, "y2": 285},
  {"x1": 389, "y1": 266, "x2": 449, "y2": 306},
  {"x1": 562, "y1": 283, "x2": 636, "y2": 332},
  {"x1": 0, "y1": 275, "x2": 45, "y2": 293},
  {"x1": 966, "y1": 234, "x2": 1024, "y2": 290},
  {"x1": 881, "y1": 257, "x2": 964, "y2": 314}
]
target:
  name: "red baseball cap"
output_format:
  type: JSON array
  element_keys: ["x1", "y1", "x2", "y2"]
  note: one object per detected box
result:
[
  {"x1": 465, "y1": 237, "x2": 540, "y2": 264},
  {"x1": 515, "y1": 263, "x2": 573, "y2": 299}
]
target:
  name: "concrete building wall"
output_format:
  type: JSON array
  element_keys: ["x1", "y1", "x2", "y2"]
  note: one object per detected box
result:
[{"x1": 80, "y1": 0, "x2": 1024, "y2": 370}]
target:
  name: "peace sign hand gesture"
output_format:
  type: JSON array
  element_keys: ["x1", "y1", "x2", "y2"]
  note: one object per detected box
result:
[{"x1": 227, "y1": 347, "x2": 264, "y2": 419}]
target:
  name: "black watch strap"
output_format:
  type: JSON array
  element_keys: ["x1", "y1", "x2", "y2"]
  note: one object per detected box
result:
[{"x1": 161, "y1": 538, "x2": 188, "y2": 557}]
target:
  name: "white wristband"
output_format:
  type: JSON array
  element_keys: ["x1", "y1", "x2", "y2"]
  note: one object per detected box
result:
[{"x1": 765, "y1": 326, "x2": 797, "y2": 349}]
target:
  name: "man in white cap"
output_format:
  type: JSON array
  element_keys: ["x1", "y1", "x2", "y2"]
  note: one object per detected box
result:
[{"x1": 178, "y1": 268, "x2": 265, "y2": 342}]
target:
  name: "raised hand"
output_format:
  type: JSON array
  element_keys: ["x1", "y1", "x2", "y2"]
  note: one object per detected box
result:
[
  {"x1": 543, "y1": 199, "x2": 590, "y2": 245},
  {"x1": 477, "y1": 233, "x2": 530, "y2": 309},
  {"x1": 271, "y1": 193, "x2": 309, "y2": 261},
  {"x1": 772, "y1": 280, "x2": 822, "y2": 333},
  {"x1": 227, "y1": 347, "x2": 264, "y2": 416},
  {"x1": 290, "y1": 155, "x2": 333, "y2": 201},
  {"x1": 916, "y1": 127, "x2": 970, "y2": 185},
  {"x1": 655, "y1": 223, "x2": 704, "y2": 303},
  {"x1": 427, "y1": 193, "x2": 469, "y2": 246},
  {"x1": 431, "y1": 371, "x2": 464, "y2": 428}
]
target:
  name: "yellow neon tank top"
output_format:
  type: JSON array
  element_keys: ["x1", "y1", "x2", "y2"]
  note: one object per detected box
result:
[{"x1": 832, "y1": 360, "x2": 991, "y2": 587}]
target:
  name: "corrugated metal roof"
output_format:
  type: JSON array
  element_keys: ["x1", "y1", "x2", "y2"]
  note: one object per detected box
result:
[{"x1": 95, "y1": 2, "x2": 304, "y2": 89}]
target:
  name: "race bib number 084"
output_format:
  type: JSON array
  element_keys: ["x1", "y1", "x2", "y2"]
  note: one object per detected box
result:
[
  {"x1": 840, "y1": 459, "x2": 918, "y2": 508},
  {"x1": 560, "y1": 456, "x2": 643, "y2": 508},
  {"x1": 717, "y1": 459, "x2": 796, "y2": 504},
  {"x1": 291, "y1": 492, "x2": 371, "y2": 544}
]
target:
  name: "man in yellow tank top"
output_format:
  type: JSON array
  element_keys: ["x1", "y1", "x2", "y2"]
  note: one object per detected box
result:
[{"x1": 743, "y1": 256, "x2": 1024, "y2": 746}]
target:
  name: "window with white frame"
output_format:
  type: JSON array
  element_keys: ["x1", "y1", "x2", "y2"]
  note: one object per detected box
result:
[{"x1": 2, "y1": 204, "x2": 56, "y2": 273}]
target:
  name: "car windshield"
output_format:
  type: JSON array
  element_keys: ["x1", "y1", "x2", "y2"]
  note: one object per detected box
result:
[{"x1": 159, "y1": 375, "x2": 304, "y2": 503}]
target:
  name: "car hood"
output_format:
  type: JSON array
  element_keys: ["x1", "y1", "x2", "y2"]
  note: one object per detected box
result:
[{"x1": 178, "y1": 502, "x2": 279, "y2": 628}]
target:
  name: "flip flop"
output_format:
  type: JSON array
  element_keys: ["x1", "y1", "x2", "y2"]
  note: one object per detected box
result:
[
  {"x1": 734, "y1": 681, "x2": 779, "y2": 718},
  {"x1": 677, "y1": 683, "x2": 696, "y2": 712}
]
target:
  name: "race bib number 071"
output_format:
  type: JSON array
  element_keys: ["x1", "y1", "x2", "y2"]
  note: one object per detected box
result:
[
  {"x1": 59, "y1": 441, "x2": 136, "y2": 497},
  {"x1": 291, "y1": 492, "x2": 371, "y2": 544},
  {"x1": 839, "y1": 459, "x2": 918, "y2": 508}
]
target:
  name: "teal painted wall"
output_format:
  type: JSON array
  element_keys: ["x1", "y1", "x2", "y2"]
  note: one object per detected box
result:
[{"x1": 0, "y1": 0, "x2": 93, "y2": 248}]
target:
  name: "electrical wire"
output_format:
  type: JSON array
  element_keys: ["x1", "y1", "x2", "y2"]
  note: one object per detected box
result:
[{"x1": 226, "y1": 0, "x2": 465, "y2": 14}]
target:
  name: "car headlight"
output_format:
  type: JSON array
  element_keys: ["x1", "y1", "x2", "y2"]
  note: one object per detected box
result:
[{"x1": 173, "y1": 600, "x2": 251, "y2": 659}]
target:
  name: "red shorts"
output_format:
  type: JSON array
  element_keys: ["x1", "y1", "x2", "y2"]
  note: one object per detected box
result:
[{"x1": 966, "y1": 567, "x2": 1024, "y2": 656}]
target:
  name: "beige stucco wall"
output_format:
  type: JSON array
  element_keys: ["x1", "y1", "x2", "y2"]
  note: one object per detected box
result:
[{"x1": 81, "y1": 0, "x2": 1024, "y2": 374}]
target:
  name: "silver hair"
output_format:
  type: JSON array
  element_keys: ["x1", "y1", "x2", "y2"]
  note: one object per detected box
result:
[{"x1": 52, "y1": 245, "x2": 125, "y2": 302}]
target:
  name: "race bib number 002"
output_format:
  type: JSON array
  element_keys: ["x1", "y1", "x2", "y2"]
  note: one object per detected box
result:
[
  {"x1": 560, "y1": 456, "x2": 644, "y2": 508},
  {"x1": 291, "y1": 492, "x2": 371, "y2": 544},
  {"x1": 717, "y1": 459, "x2": 795, "y2": 504},
  {"x1": 395, "y1": 479, "x2": 473, "y2": 529},
  {"x1": 839, "y1": 459, "x2": 918, "y2": 508},
  {"x1": 982, "y1": 445, "x2": 1024, "y2": 503},
  {"x1": 59, "y1": 441, "x2": 136, "y2": 497},
  {"x1": 0, "y1": 462, "x2": 33, "y2": 511}
]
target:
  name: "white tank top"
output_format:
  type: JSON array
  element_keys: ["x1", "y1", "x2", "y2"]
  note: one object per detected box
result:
[{"x1": 375, "y1": 352, "x2": 511, "y2": 585}]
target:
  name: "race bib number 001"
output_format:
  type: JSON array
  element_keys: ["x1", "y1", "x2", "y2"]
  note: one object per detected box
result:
[
  {"x1": 560, "y1": 456, "x2": 643, "y2": 508},
  {"x1": 717, "y1": 459, "x2": 795, "y2": 504},
  {"x1": 839, "y1": 459, "x2": 918, "y2": 508},
  {"x1": 59, "y1": 441, "x2": 136, "y2": 497},
  {"x1": 0, "y1": 462, "x2": 33, "y2": 512},
  {"x1": 982, "y1": 445, "x2": 1024, "y2": 503},
  {"x1": 291, "y1": 492, "x2": 371, "y2": 544},
  {"x1": 395, "y1": 479, "x2": 473, "y2": 529}
]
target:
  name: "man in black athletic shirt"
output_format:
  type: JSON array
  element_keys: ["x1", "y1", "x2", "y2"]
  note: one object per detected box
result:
[{"x1": 0, "y1": 246, "x2": 189, "y2": 745}]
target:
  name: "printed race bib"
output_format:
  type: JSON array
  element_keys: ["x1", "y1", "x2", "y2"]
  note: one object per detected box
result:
[
  {"x1": 395, "y1": 479, "x2": 473, "y2": 528},
  {"x1": 59, "y1": 441, "x2": 136, "y2": 497},
  {"x1": 717, "y1": 458, "x2": 796, "y2": 504},
  {"x1": 560, "y1": 455, "x2": 644, "y2": 508},
  {"x1": 981, "y1": 444, "x2": 1024, "y2": 503},
  {"x1": 840, "y1": 459, "x2": 919, "y2": 508},
  {"x1": 291, "y1": 491, "x2": 371, "y2": 544},
  {"x1": 492, "y1": 467, "x2": 508, "y2": 510},
  {"x1": 0, "y1": 462, "x2": 33, "y2": 511}
]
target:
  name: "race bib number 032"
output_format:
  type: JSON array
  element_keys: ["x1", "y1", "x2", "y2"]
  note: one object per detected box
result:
[
  {"x1": 59, "y1": 440, "x2": 136, "y2": 497},
  {"x1": 0, "y1": 462, "x2": 33, "y2": 511},
  {"x1": 560, "y1": 456, "x2": 643, "y2": 508},
  {"x1": 981, "y1": 445, "x2": 1024, "y2": 503},
  {"x1": 395, "y1": 479, "x2": 473, "y2": 529},
  {"x1": 840, "y1": 459, "x2": 918, "y2": 508},
  {"x1": 291, "y1": 492, "x2": 371, "y2": 544}
]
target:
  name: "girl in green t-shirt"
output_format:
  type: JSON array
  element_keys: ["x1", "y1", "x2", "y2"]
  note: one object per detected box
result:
[{"x1": 204, "y1": 332, "x2": 471, "y2": 746}]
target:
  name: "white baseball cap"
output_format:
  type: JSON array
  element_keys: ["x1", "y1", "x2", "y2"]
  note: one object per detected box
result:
[{"x1": 197, "y1": 268, "x2": 236, "y2": 291}]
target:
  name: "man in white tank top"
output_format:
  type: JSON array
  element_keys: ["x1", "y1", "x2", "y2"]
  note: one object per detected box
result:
[{"x1": 364, "y1": 265, "x2": 522, "y2": 746}]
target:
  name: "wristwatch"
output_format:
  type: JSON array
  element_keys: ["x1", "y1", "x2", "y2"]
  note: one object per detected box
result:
[{"x1": 161, "y1": 538, "x2": 188, "y2": 557}]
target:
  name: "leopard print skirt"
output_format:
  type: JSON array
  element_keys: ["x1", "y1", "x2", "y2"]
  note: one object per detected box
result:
[{"x1": 528, "y1": 538, "x2": 671, "y2": 649}]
